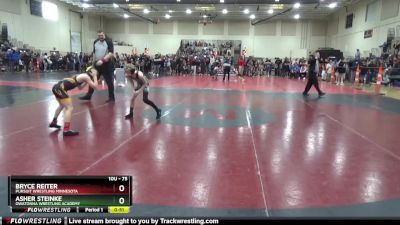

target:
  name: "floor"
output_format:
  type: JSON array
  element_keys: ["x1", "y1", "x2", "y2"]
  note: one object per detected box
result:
[{"x1": 1, "y1": 71, "x2": 400, "y2": 218}]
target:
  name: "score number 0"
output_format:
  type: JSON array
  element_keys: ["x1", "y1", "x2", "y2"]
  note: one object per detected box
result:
[
  {"x1": 118, "y1": 184, "x2": 125, "y2": 204},
  {"x1": 108, "y1": 177, "x2": 129, "y2": 205}
]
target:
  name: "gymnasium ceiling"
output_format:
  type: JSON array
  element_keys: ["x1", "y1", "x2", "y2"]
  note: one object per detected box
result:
[{"x1": 58, "y1": 0, "x2": 361, "y2": 24}]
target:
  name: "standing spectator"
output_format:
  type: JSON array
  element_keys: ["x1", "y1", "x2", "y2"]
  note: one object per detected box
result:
[
  {"x1": 165, "y1": 55, "x2": 171, "y2": 75},
  {"x1": 43, "y1": 53, "x2": 49, "y2": 72},
  {"x1": 325, "y1": 59, "x2": 333, "y2": 81},
  {"x1": 355, "y1": 49, "x2": 361, "y2": 62},
  {"x1": 238, "y1": 55, "x2": 245, "y2": 76},
  {"x1": 223, "y1": 53, "x2": 232, "y2": 82},
  {"x1": 209, "y1": 55, "x2": 215, "y2": 74},
  {"x1": 349, "y1": 60, "x2": 357, "y2": 83},
  {"x1": 336, "y1": 58, "x2": 346, "y2": 85},
  {"x1": 22, "y1": 51, "x2": 31, "y2": 72},
  {"x1": 74, "y1": 53, "x2": 80, "y2": 72},
  {"x1": 11, "y1": 49, "x2": 21, "y2": 72},
  {"x1": 50, "y1": 52, "x2": 57, "y2": 71},
  {"x1": 265, "y1": 58, "x2": 272, "y2": 77},
  {"x1": 7, "y1": 49, "x2": 13, "y2": 72},
  {"x1": 205, "y1": 56, "x2": 210, "y2": 75},
  {"x1": 275, "y1": 58, "x2": 282, "y2": 76},
  {"x1": 79, "y1": 52, "x2": 83, "y2": 70}
]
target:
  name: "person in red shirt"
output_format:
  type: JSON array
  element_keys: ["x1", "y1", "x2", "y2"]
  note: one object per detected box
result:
[{"x1": 238, "y1": 56, "x2": 245, "y2": 76}]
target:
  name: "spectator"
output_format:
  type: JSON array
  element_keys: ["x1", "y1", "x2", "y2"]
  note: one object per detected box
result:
[{"x1": 355, "y1": 49, "x2": 361, "y2": 62}]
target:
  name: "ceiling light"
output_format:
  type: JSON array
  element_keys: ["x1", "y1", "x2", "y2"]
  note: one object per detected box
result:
[
  {"x1": 243, "y1": 9, "x2": 249, "y2": 14},
  {"x1": 123, "y1": 13, "x2": 129, "y2": 18},
  {"x1": 275, "y1": 0, "x2": 280, "y2": 2},
  {"x1": 82, "y1": 3, "x2": 91, "y2": 8},
  {"x1": 294, "y1": 3, "x2": 301, "y2": 9},
  {"x1": 203, "y1": 14, "x2": 207, "y2": 18},
  {"x1": 328, "y1": 2, "x2": 337, "y2": 8},
  {"x1": 83, "y1": 0, "x2": 89, "y2": 2},
  {"x1": 268, "y1": 9, "x2": 274, "y2": 14},
  {"x1": 129, "y1": 4, "x2": 145, "y2": 10},
  {"x1": 272, "y1": 4, "x2": 284, "y2": 10},
  {"x1": 195, "y1": 5, "x2": 216, "y2": 11},
  {"x1": 177, "y1": 0, "x2": 181, "y2": 2},
  {"x1": 143, "y1": 8, "x2": 149, "y2": 14},
  {"x1": 113, "y1": 3, "x2": 118, "y2": 8},
  {"x1": 294, "y1": 14, "x2": 300, "y2": 19},
  {"x1": 168, "y1": 10, "x2": 173, "y2": 13},
  {"x1": 186, "y1": 9, "x2": 192, "y2": 14},
  {"x1": 250, "y1": 14, "x2": 255, "y2": 19},
  {"x1": 222, "y1": 9, "x2": 228, "y2": 14},
  {"x1": 165, "y1": 14, "x2": 171, "y2": 19},
  {"x1": 220, "y1": 0, "x2": 224, "y2": 2}
]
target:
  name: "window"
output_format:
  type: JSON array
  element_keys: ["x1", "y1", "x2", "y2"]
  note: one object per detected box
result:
[
  {"x1": 381, "y1": 0, "x2": 400, "y2": 20},
  {"x1": 30, "y1": 0, "x2": 42, "y2": 17},
  {"x1": 42, "y1": 1, "x2": 58, "y2": 21},
  {"x1": 345, "y1": 13, "x2": 353, "y2": 29},
  {"x1": 365, "y1": 1, "x2": 378, "y2": 22}
]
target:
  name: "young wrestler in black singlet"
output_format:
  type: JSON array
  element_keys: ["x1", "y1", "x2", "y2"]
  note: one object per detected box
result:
[
  {"x1": 124, "y1": 64, "x2": 162, "y2": 120},
  {"x1": 49, "y1": 66, "x2": 98, "y2": 136}
]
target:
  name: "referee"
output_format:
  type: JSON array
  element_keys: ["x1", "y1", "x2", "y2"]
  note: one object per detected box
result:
[
  {"x1": 80, "y1": 30, "x2": 115, "y2": 102},
  {"x1": 303, "y1": 51, "x2": 326, "y2": 97}
]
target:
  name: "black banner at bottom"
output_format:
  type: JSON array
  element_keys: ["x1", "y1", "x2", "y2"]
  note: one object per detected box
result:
[
  {"x1": 2, "y1": 217, "x2": 400, "y2": 225},
  {"x1": 5, "y1": 217, "x2": 220, "y2": 225}
]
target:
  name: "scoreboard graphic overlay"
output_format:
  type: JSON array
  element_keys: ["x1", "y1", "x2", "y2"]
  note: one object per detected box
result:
[
  {"x1": 2, "y1": 176, "x2": 223, "y2": 225},
  {"x1": 8, "y1": 176, "x2": 132, "y2": 214}
]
